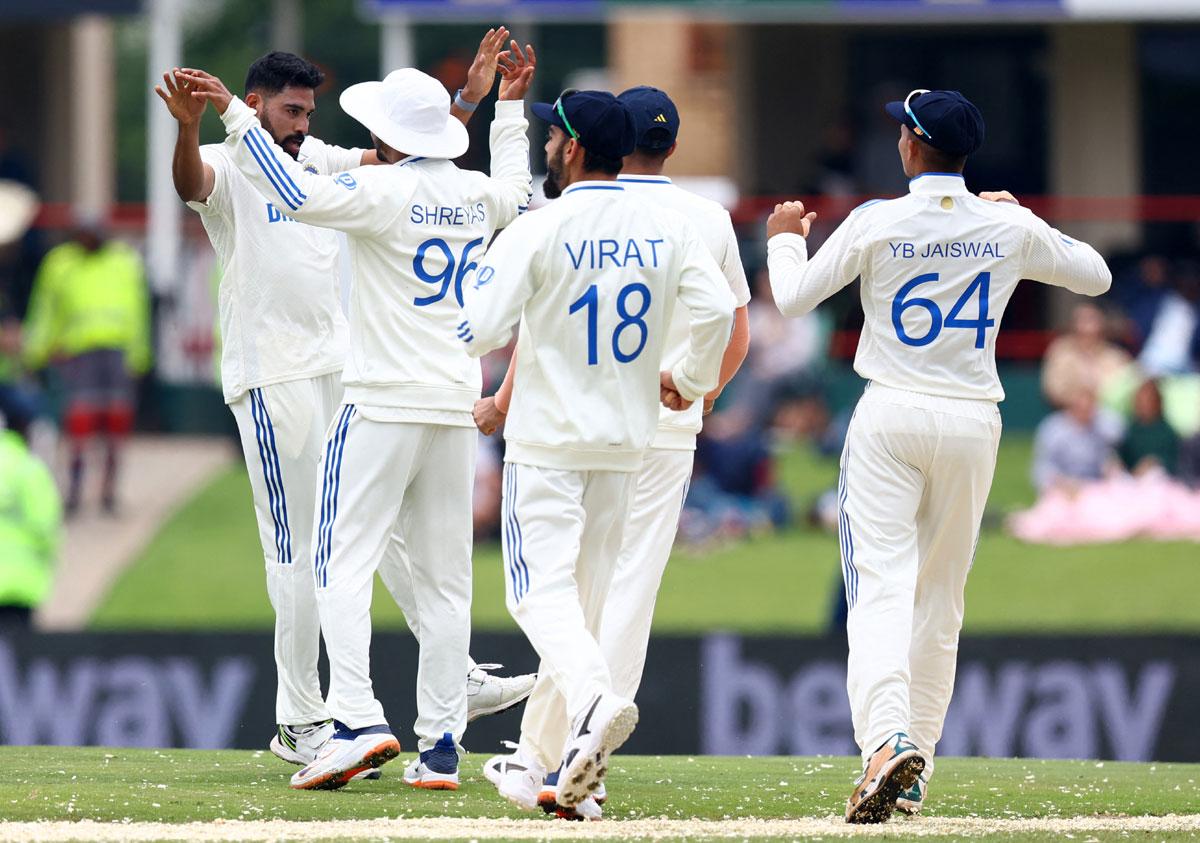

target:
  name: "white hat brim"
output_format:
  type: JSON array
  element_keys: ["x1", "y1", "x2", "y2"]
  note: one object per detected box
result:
[{"x1": 339, "y1": 81, "x2": 469, "y2": 160}]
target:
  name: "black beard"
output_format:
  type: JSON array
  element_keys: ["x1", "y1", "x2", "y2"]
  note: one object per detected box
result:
[
  {"x1": 543, "y1": 165, "x2": 563, "y2": 199},
  {"x1": 262, "y1": 114, "x2": 304, "y2": 160}
]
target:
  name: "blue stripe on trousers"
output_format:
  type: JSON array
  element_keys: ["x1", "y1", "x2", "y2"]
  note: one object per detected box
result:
[
  {"x1": 315, "y1": 405, "x2": 354, "y2": 588},
  {"x1": 249, "y1": 389, "x2": 287, "y2": 565}
]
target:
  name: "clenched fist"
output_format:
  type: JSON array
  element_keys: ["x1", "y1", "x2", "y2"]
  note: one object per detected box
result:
[{"x1": 767, "y1": 201, "x2": 818, "y2": 239}]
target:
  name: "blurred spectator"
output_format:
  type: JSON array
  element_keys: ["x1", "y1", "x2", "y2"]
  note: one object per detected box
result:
[
  {"x1": 23, "y1": 223, "x2": 151, "y2": 515},
  {"x1": 0, "y1": 413, "x2": 61, "y2": 630},
  {"x1": 1041, "y1": 302, "x2": 1132, "y2": 409},
  {"x1": 1119, "y1": 379, "x2": 1179, "y2": 476},
  {"x1": 1031, "y1": 387, "x2": 1123, "y2": 493},
  {"x1": 1118, "y1": 254, "x2": 1172, "y2": 351},
  {"x1": 681, "y1": 424, "x2": 791, "y2": 547},
  {"x1": 1138, "y1": 263, "x2": 1200, "y2": 377}
]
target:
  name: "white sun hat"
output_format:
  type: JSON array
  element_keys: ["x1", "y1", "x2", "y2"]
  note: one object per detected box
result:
[{"x1": 339, "y1": 68, "x2": 469, "y2": 160}]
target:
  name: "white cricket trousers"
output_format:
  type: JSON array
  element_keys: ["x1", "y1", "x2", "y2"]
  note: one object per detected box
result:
[
  {"x1": 516, "y1": 447, "x2": 693, "y2": 767},
  {"x1": 503, "y1": 461, "x2": 637, "y2": 771},
  {"x1": 228, "y1": 372, "x2": 341, "y2": 726},
  {"x1": 840, "y1": 383, "x2": 1001, "y2": 775},
  {"x1": 314, "y1": 407, "x2": 474, "y2": 751}
]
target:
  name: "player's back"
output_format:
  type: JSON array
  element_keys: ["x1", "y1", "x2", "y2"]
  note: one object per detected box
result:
[
  {"x1": 494, "y1": 183, "x2": 723, "y2": 471},
  {"x1": 845, "y1": 173, "x2": 1110, "y2": 401},
  {"x1": 616, "y1": 174, "x2": 750, "y2": 445},
  {"x1": 340, "y1": 157, "x2": 510, "y2": 410}
]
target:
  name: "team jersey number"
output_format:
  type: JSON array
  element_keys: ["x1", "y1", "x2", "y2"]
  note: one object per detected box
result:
[
  {"x1": 413, "y1": 237, "x2": 485, "y2": 308},
  {"x1": 891, "y1": 271, "x2": 995, "y2": 348},
  {"x1": 568, "y1": 283, "x2": 652, "y2": 366}
]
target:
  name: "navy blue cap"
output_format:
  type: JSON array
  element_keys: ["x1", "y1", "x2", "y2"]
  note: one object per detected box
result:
[
  {"x1": 617, "y1": 85, "x2": 679, "y2": 151},
  {"x1": 884, "y1": 90, "x2": 985, "y2": 158},
  {"x1": 532, "y1": 90, "x2": 637, "y2": 160}
]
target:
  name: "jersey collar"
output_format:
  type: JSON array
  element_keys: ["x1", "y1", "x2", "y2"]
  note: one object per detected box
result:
[
  {"x1": 908, "y1": 172, "x2": 968, "y2": 196},
  {"x1": 397, "y1": 155, "x2": 427, "y2": 167},
  {"x1": 563, "y1": 180, "x2": 625, "y2": 195},
  {"x1": 617, "y1": 174, "x2": 672, "y2": 185}
]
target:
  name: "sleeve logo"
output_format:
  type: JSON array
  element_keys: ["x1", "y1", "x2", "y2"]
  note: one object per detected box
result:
[{"x1": 335, "y1": 172, "x2": 358, "y2": 191}]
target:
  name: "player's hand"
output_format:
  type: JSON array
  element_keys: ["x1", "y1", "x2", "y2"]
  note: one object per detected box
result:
[
  {"x1": 154, "y1": 68, "x2": 207, "y2": 126},
  {"x1": 767, "y1": 201, "x2": 817, "y2": 239},
  {"x1": 498, "y1": 41, "x2": 537, "y2": 101},
  {"x1": 461, "y1": 27, "x2": 509, "y2": 106},
  {"x1": 177, "y1": 68, "x2": 234, "y2": 116},
  {"x1": 660, "y1": 370, "x2": 694, "y2": 412},
  {"x1": 980, "y1": 190, "x2": 1020, "y2": 205},
  {"x1": 473, "y1": 396, "x2": 506, "y2": 436}
]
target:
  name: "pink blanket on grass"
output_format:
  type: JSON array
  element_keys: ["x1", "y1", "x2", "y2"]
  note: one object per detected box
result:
[{"x1": 1008, "y1": 472, "x2": 1200, "y2": 544}]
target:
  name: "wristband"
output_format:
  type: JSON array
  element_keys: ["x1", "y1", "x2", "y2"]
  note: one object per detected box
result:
[{"x1": 454, "y1": 89, "x2": 479, "y2": 113}]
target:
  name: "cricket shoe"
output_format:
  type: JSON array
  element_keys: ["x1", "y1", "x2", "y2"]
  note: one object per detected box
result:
[
  {"x1": 467, "y1": 663, "x2": 537, "y2": 722},
  {"x1": 845, "y1": 732, "x2": 926, "y2": 824},
  {"x1": 536, "y1": 767, "x2": 603, "y2": 821},
  {"x1": 403, "y1": 732, "x2": 459, "y2": 790},
  {"x1": 896, "y1": 772, "x2": 928, "y2": 815},
  {"x1": 289, "y1": 722, "x2": 400, "y2": 791},
  {"x1": 270, "y1": 721, "x2": 334, "y2": 766},
  {"x1": 483, "y1": 744, "x2": 546, "y2": 810},
  {"x1": 270, "y1": 722, "x2": 381, "y2": 781},
  {"x1": 556, "y1": 693, "x2": 638, "y2": 808}
]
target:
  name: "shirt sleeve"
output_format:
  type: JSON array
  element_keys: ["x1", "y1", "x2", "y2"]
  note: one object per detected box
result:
[
  {"x1": 766, "y1": 212, "x2": 865, "y2": 318},
  {"x1": 1021, "y1": 215, "x2": 1112, "y2": 297},
  {"x1": 312, "y1": 137, "x2": 369, "y2": 173},
  {"x1": 480, "y1": 100, "x2": 533, "y2": 230},
  {"x1": 458, "y1": 215, "x2": 542, "y2": 357},
  {"x1": 219, "y1": 96, "x2": 408, "y2": 237},
  {"x1": 718, "y1": 212, "x2": 752, "y2": 307},
  {"x1": 186, "y1": 147, "x2": 230, "y2": 217},
  {"x1": 670, "y1": 222, "x2": 738, "y2": 402}
]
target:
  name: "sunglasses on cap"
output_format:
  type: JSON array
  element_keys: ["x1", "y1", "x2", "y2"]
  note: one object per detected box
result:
[
  {"x1": 553, "y1": 88, "x2": 580, "y2": 140},
  {"x1": 904, "y1": 88, "x2": 933, "y2": 141}
]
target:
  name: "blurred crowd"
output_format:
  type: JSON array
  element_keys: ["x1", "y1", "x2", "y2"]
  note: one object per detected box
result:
[{"x1": 1011, "y1": 256, "x2": 1200, "y2": 544}]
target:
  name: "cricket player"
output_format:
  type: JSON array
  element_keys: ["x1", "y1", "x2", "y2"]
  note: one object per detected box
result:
[
  {"x1": 475, "y1": 85, "x2": 751, "y2": 819},
  {"x1": 459, "y1": 89, "x2": 736, "y2": 813},
  {"x1": 766, "y1": 89, "x2": 1112, "y2": 823},
  {"x1": 176, "y1": 47, "x2": 534, "y2": 790}
]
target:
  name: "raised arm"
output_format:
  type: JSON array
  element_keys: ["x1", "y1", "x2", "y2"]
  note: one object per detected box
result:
[
  {"x1": 154, "y1": 69, "x2": 215, "y2": 203},
  {"x1": 180, "y1": 69, "x2": 404, "y2": 237},
  {"x1": 766, "y1": 200, "x2": 864, "y2": 318},
  {"x1": 663, "y1": 229, "x2": 738, "y2": 408},
  {"x1": 449, "y1": 27, "x2": 511, "y2": 127},
  {"x1": 481, "y1": 41, "x2": 536, "y2": 226}
]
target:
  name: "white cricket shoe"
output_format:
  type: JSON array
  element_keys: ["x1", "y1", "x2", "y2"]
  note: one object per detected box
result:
[
  {"x1": 270, "y1": 721, "x2": 381, "y2": 780},
  {"x1": 555, "y1": 693, "x2": 638, "y2": 808},
  {"x1": 289, "y1": 722, "x2": 400, "y2": 791},
  {"x1": 467, "y1": 663, "x2": 537, "y2": 722},
  {"x1": 559, "y1": 795, "x2": 603, "y2": 821},
  {"x1": 483, "y1": 745, "x2": 546, "y2": 810},
  {"x1": 270, "y1": 721, "x2": 334, "y2": 766}
]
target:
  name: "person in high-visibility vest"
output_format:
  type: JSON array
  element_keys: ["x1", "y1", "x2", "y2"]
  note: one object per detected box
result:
[
  {"x1": 0, "y1": 415, "x2": 61, "y2": 629},
  {"x1": 23, "y1": 224, "x2": 150, "y2": 514}
]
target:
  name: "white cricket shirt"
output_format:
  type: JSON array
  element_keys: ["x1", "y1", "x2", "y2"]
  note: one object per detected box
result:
[
  {"x1": 459, "y1": 181, "x2": 737, "y2": 472},
  {"x1": 767, "y1": 173, "x2": 1112, "y2": 402},
  {"x1": 189, "y1": 135, "x2": 360, "y2": 403},
  {"x1": 616, "y1": 174, "x2": 751, "y2": 451},
  {"x1": 218, "y1": 97, "x2": 532, "y2": 423}
]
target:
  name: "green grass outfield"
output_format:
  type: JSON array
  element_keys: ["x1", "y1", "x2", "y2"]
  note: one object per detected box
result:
[
  {"x1": 91, "y1": 437, "x2": 1200, "y2": 633},
  {"x1": 2, "y1": 748, "x2": 1198, "y2": 841}
]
